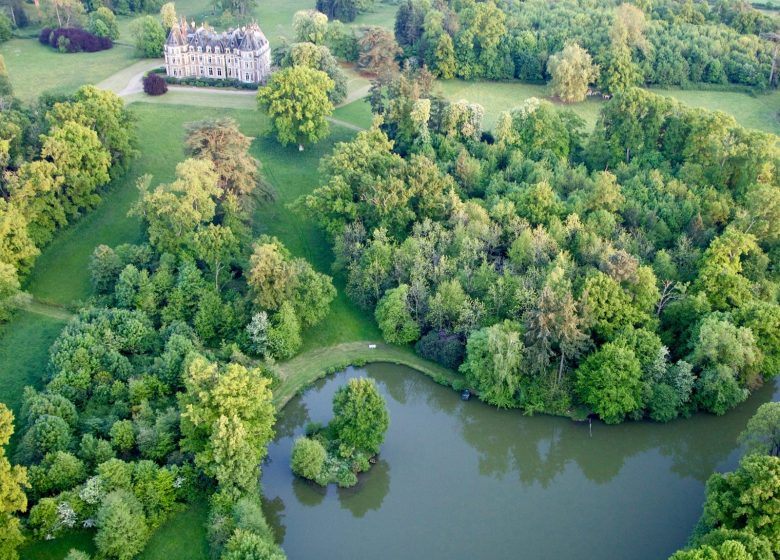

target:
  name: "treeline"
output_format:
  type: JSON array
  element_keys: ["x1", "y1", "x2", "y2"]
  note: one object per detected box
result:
[
  {"x1": 298, "y1": 67, "x2": 780, "y2": 424},
  {"x1": 0, "y1": 84, "x2": 135, "y2": 320},
  {"x1": 668, "y1": 402, "x2": 780, "y2": 559},
  {"x1": 393, "y1": 0, "x2": 779, "y2": 89},
  {"x1": 0, "y1": 117, "x2": 326, "y2": 559}
]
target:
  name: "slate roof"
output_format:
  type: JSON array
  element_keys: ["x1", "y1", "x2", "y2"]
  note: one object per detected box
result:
[{"x1": 165, "y1": 20, "x2": 269, "y2": 52}]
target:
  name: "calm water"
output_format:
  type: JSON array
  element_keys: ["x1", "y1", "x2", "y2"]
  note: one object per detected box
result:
[{"x1": 261, "y1": 363, "x2": 780, "y2": 560}]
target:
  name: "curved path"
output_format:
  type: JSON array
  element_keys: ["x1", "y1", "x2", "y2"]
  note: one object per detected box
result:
[{"x1": 273, "y1": 340, "x2": 458, "y2": 409}]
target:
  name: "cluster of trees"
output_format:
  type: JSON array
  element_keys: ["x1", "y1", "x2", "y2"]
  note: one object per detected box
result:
[
  {"x1": 0, "y1": 85, "x2": 135, "y2": 321},
  {"x1": 291, "y1": 377, "x2": 389, "y2": 487},
  {"x1": 0, "y1": 117, "x2": 308, "y2": 559},
  {"x1": 9, "y1": 307, "x2": 283, "y2": 559},
  {"x1": 39, "y1": 27, "x2": 113, "y2": 53},
  {"x1": 668, "y1": 402, "x2": 780, "y2": 559},
  {"x1": 315, "y1": 0, "x2": 378, "y2": 23},
  {"x1": 37, "y1": 1, "x2": 120, "y2": 41},
  {"x1": 88, "y1": 117, "x2": 333, "y2": 359},
  {"x1": 299, "y1": 67, "x2": 780, "y2": 424},
  {"x1": 393, "y1": 0, "x2": 779, "y2": 89}
]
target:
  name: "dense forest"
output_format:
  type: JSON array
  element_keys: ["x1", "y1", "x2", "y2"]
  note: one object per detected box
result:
[
  {"x1": 0, "y1": 82, "x2": 135, "y2": 321},
  {"x1": 299, "y1": 68, "x2": 780, "y2": 424},
  {"x1": 392, "y1": 0, "x2": 779, "y2": 89}
]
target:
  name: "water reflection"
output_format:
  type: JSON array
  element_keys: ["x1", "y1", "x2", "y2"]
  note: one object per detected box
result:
[{"x1": 261, "y1": 364, "x2": 779, "y2": 560}]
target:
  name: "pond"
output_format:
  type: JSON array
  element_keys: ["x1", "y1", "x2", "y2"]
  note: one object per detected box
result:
[{"x1": 261, "y1": 363, "x2": 780, "y2": 560}]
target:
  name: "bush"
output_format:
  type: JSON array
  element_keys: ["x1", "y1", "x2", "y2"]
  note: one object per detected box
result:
[
  {"x1": 0, "y1": 13, "x2": 12, "y2": 43},
  {"x1": 163, "y1": 75, "x2": 258, "y2": 90},
  {"x1": 39, "y1": 28, "x2": 112, "y2": 53},
  {"x1": 291, "y1": 437, "x2": 326, "y2": 480},
  {"x1": 415, "y1": 330, "x2": 465, "y2": 369},
  {"x1": 142, "y1": 73, "x2": 168, "y2": 96}
]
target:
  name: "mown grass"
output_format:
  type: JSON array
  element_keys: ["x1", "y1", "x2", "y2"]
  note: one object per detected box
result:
[
  {"x1": 0, "y1": 39, "x2": 138, "y2": 102},
  {"x1": 333, "y1": 98, "x2": 374, "y2": 128},
  {"x1": 437, "y1": 79, "x2": 780, "y2": 135},
  {"x1": 0, "y1": 311, "x2": 66, "y2": 421}
]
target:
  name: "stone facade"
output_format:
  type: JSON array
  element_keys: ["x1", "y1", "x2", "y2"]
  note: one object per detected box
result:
[{"x1": 164, "y1": 19, "x2": 271, "y2": 84}]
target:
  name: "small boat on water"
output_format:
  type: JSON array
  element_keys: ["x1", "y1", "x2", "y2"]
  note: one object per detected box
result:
[{"x1": 461, "y1": 389, "x2": 471, "y2": 401}]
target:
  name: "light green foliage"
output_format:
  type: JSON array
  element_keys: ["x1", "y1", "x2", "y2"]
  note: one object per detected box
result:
[
  {"x1": 40, "y1": 121, "x2": 111, "y2": 218},
  {"x1": 133, "y1": 159, "x2": 220, "y2": 255},
  {"x1": 257, "y1": 66, "x2": 334, "y2": 148},
  {"x1": 179, "y1": 355, "x2": 275, "y2": 497},
  {"x1": 703, "y1": 454, "x2": 780, "y2": 554},
  {"x1": 132, "y1": 16, "x2": 166, "y2": 58},
  {"x1": 0, "y1": 262, "x2": 20, "y2": 322},
  {"x1": 575, "y1": 341, "x2": 643, "y2": 424},
  {"x1": 669, "y1": 540, "x2": 751, "y2": 560},
  {"x1": 460, "y1": 321, "x2": 525, "y2": 408},
  {"x1": 95, "y1": 489, "x2": 149, "y2": 560},
  {"x1": 221, "y1": 528, "x2": 286, "y2": 560},
  {"x1": 0, "y1": 13, "x2": 12, "y2": 43},
  {"x1": 375, "y1": 284, "x2": 420, "y2": 345},
  {"x1": 88, "y1": 7, "x2": 119, "y2": 40},
  {"x1": 697, "y1": 228, "x2": 760, "y2": 311},
  {"x1": 739, "y1": 402, "x2": 780, "y2": 457},
  {"x1": 0, "y1": 200, "x2": 40, "y2": 277},
  {"x1": 690, "y1": 314, "x2": 761, "y2": 386},
  {"x1": 548, "y1": 43, "x2": 599, "y2": 103},
  {"x1": 290, "y1": 437, "x2": 326, "y2": 480},
  {"x1": 247, "y1": 236, "x2": 335, "y2": 326},
  {"x1": 293, "y1": 10, "x2": 328, "y2": 44},
  {"x1": 0, "y1": 404, "x2": 27, "y2": 560},
  {"x1": 110, "y1": 419, "x2": 135, "y2": 454},
  {"x1": 267, "y1": 301, "x2": 302, "y2": 360},
  {"x1": 331, "y1": 378, "x2": 389, "y2": 455},
  {"x1": 581, "y1": 272, "x2": 641, "y2": 342},
  {"x1": 160, "y1": 3, "x2": 177, "y2": 30}
]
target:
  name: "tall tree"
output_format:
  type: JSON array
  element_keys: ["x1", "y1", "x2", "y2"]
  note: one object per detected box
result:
[
  {"x1": 0, "y1": 404, "x2": 28, "y2": 560},
  {"x1": 547, "y1": 43, "x2": 599, "y2": 103},
  {"x1": 257, "y1": 65, "x2": 334, "y2": 150}
]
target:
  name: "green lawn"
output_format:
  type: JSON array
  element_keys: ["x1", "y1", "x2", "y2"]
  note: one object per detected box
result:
[
  {"x1": 437, "y1": 79, "x2": 780, "y2": 135},
  {"x1": 333, "y1": 98, "x2": 374, "y2": 128},
  {"x1": 0, "y1": 311, "x2": 66, "y2": 424},
  {"x1": 0, "y1": 39, "x2": 138, "y2": 102}
]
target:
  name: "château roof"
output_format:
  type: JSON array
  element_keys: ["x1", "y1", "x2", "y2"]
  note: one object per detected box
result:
[{"x1": 165, "y1": 18, "x2": 269, "y2": 52}]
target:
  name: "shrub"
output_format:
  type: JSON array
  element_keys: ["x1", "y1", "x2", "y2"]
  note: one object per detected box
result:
[
  {"x1": 415, "y1": 330, "x2": 465, "y2": 369},
  {"x1": 0, "y1": 13, "x2": 12, "y2": 43},
  {"x1": 291, "y1": 437, "x2": 326, "y2": 480},
  {"x1": 142, "y1": 73, "x2": 168, "y2": 96}
]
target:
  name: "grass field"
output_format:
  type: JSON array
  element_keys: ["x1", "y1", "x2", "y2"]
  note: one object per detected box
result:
[
  {"x1": 333, "y1": 98, "x2": 374, "y2": 128},
  {"x1": 0, "y1": 39, "x2": 138, "y2": 102},
  {"x1": 438, "y1": 79, "x2": 780, "y2": 135}
]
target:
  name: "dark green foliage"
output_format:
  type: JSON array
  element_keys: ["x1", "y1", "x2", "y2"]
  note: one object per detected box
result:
[
  {"x1": 415, "y1": 330, "x2": 465, "y2": 370},
  {"x1": 331, "y1": 378, "x2": 389, "y2": 455}
]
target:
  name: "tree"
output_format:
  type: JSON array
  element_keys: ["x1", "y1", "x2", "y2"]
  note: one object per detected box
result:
[
  {"x1": 0, "y1": 14, "x2": 11, "y2": 43},
  {"x1": 40, "y1": 0, "x2": 85, "y2": 28},
  {"x1": 132, "y1": 16, "x2": 165, "y2": 58},
  {"x1": 0, "y1": 404, "x2": 28, "y2": 560},
  {"x1": 179, "y1": 356, "x2": 275, "y2": 496},
  {"x1": 0, "y1": 262, "x2": 21, "y2": 322},
  {"x1": 95, "y1": 490, "x2": 149, "y2": 560},
  {"x1": 697, "y1": 228, "x2": 759, "y2": 311},
  {"x1": 0, "y1": 200, "x2": 40, "y2": 276},
  {"x1": 460, "y1": 321, "x2": 525, "y2": 408},
  {"x1": 193, "y1": 224, "x2": 239, "y2": 290},
  {"x1": 0, "y1": 54, "x2": 12, "y2": 100},
  {"x1": 739, "y1": 402, "x2": 780, "y2": 457},
  {"x1": 47, "y1": 85, "x2": 136, "y2": 175},
  {"x1": 575, "y1": 341, "x2": 643, "y2": 424},
  {"x1": 132, "y1": 159, "x2": 219, "y2": 254},
  {"x1": 291, "y1": 437, "x2": 326, "y2": 480},
  {"x1": 184, "y1": 118, "x2": 266, "y2": 199},
  {"x1": 41, "y1": 121, "x2": 111, "y2": 218},
  {"x1": 375, "y1": 284, "x2": 420, "y2": 344},
  {"x1": 283, "y1": 42, "x2": 348, "y2": 105},
  {"x1": 221, "y1": 529, "x2": 286, "y2": 560},
  {"x1": 160, "y1": 2, "x2": 177, "y2": 30},
  {"x1": 548, "y1": 43, "x2": 599, "y2": 103},
  {"x1": 293, "y1": 10, "x2": 328, "y2": 44},
  {"x1": 267, "y1": 301, "x2": 302, "y2": 359},
  {"x1": 599, "y1": 44, "x2": 641, "y2": 95},
  {"x1": 703, "y1": 454, "x2": 780, "y2": 552},
  {"x1": 581, "y1": 271, "x2": 641, "y2": 342},
  {"x1": 257, "y1": 65, "x2": 334, "y2": 150},
  {"x1": 690, "y1": 314, "x2": 761, "y2": 387},
  {"x1": 331, "y1": 378, "x2": 389, "y2": 455},
  {"x1": 358, "y1": 26, "x2": 401, "y2": 75},
  {"x1": 88, "y1": 7, "x2": 119, "y2": 40}
]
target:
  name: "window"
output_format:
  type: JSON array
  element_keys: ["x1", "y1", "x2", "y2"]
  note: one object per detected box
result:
[
  {"x1": 228, "y1": 69, "x2": 232, "y2": 77},
  {"x1": 208, "y1": 57, "x2": 212, "y2": 63},
  {"x1": 191, "y1": 55, "x2": 195, "y2": 62},
  {"x1": 208, "y1": 67, "x2": 213, "y2": 76},
  {"x1": 245, "y1": 73, "x2": 249, "y2": 81}
]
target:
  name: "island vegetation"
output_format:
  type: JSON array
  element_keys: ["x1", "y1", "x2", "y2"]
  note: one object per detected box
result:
[{"x1": 291, "y1": 377, "x2": 389, "y2": 487}]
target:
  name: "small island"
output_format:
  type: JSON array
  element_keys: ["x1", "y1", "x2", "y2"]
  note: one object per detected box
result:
[{"x1": 291, "y1": 378, "x2": 389, "y2": 488}]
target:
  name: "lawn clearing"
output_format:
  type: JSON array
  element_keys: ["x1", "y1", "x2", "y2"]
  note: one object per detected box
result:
[
  {"x1": 0, "y1": 39, "x2": 138, "y2": 102},
  {"x1": 333, "y1": 98, "x2": 374, "y2": 128}
]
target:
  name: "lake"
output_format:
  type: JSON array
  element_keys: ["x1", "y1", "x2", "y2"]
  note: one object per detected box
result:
[{"x1": 261, "y1": 363, "x2": 780, "y2": 560}]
